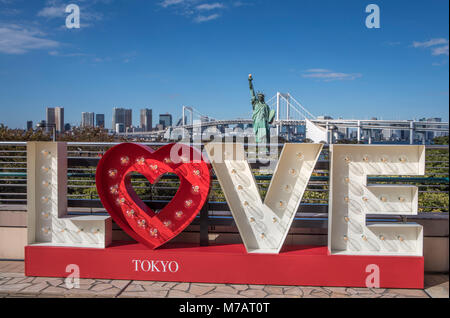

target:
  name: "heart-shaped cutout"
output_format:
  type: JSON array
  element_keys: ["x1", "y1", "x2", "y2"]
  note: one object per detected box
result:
[{"x1": 96, "y1": 143, "x2": 210, "y2": 249}]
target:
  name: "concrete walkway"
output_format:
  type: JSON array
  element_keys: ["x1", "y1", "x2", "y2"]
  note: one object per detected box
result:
[{"x1": 0, "y1": 261, "x2": 447, "y2": 298}]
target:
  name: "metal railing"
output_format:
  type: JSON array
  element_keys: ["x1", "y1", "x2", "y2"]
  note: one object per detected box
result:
[{"x1": 0, "y1": 142, "x2": 448, "y2": 244}]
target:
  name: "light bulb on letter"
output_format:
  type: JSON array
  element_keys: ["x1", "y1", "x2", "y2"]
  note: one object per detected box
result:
[
  {"x1": 41, "y1": 166, "x2": 50, "y2": 173},
  {"x1": 108, "y1": 169, "x2": 117, "y2": 178},
  {"x1": 41, "y1": 150, "x2": 51, "y2": 158},
  {"x1": 191, "y1": 185, "x2": 200, "y2": 195},
  {"x1": 137, "y1": 219, "x2": 147, "y2": 229},
  {"x1": 175, "y1": 211, "x2": 184, "y2": 219},
  {"x1": 120, "y1": 156, "x2": 130, "y2": 166},
  {"x1": 184, "y1": 199, "x2": 193, "y2": 208},
  {"x1": 136, "y1": 157, "x2": 145, "y2": 165},
  {"x1": 149, "y1": 228, "x2": 158, "y2": 237},
  {"x1": 110, "y1": 185, "x2": 119, "y2": 195}
]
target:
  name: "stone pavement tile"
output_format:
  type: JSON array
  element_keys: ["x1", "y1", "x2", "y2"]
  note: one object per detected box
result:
[
  {"x1": 119, "y1": 282, "x2": 171, "y2": 298},
  {"x1": 110, "y1": 280, "x2": 131, "y2": 290},
  {"x1": 38, "y1": 284, "x2": 119, "y2": 298},
  {"x1": 64, "y1": 288, "x2": 119, "y2": 298},
  {"x1": 307, "y1": 288, "x2": 331, "y2": 298},
  {"x1": 19, "y1": 282, "x2": 50, "y2": 294},
  {"x1": 230, "y1": 284, "x2": 248, "y2": 291},
  {"x1": 168, "y1": 290, "x2": 197, "y2": 298},
  {"x1": 189, "y1": 284, "x2": 216, "y2": 296},
  {"x1": 199, "y1": 293, "x2": 245, "y2": 298},
  {"x1": 0, "y1": 283, "x2": 32, "y2": 293},
  {"x1": 173, "y1": 282, "x2": 190, "y2": 291},
  {"x1": 283, "y1": 287, "x2": 304, "y2": 297},
  {"x1": 322, "y1": 287, "x2": 350, "y2": 296},
  {"x1": 266, "y1": 294, "x2": 291, "y2": 298},
  {"x1": 386, "y1": 289, "x2": 429, "y2": 298},
  {"x1": 122, "y1": 284, "x2": 145, "y2": 292},
  {"x1": 264, "y1": 286, "x2": 284, "y2": 295},
  {"x1": 344, "y1": 288, "x2": 382, "y2": 298},
  {"x1": 3, "y1": 277, "x2": 27, "y2": 285},
  {"x1": 90, "y1": 283, "x2": 117, "y2": 292},
  {"x1": 424, "y1": 274, "x2": 449, "y2": 298},
  {"x1": 16, "y1": 277, "x2": 36, "y2": 284},
  {"x1": 32, "y1": 277, "x2": 65, "y2": 286},
  {"x1": 161, "y1": 282, "x2": 179, "y2": 289},
  {"x1": 119, "y1": 290, "x2": 169, "y2": 298},
  {"x1": 213, "y1": 285, "x2": 238, "y2": 295},
  {"x1": 247, "y1": 284, "x2": 265, "y2": 290},
  {"x1": 239, "y1": 289, "x2": 267, "y2": 298},
  {"x1": 0, "y1": 273, "x2": 25, "y2": 278},
  {"x1": 0, "y1": 262, "x2": 23, "y2": 272}
]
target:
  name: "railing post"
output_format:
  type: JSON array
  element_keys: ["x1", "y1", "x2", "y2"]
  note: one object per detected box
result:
[{"x1": 200, "y1": 197, "x2": 209, "y2": 246}]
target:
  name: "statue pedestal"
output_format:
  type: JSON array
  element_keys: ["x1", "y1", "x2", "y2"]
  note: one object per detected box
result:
[{"x1": 25, "y1": 242, "x2": 424, "y2": 288}]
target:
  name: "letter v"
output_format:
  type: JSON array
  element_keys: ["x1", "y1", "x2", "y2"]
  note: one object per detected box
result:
[{"x1": 205, "y1": 143, "x2": 323, "y2": 254}]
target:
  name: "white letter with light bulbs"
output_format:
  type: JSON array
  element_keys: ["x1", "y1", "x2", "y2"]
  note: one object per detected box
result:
[
  {"x1": 27, "y1": 142, "x2": 111, "y2": 248},
  {"x1": 328, "y1": 145, "x2": 424, "y2": 256},
  {"x1": 205, "y1": 143, "x2": 323, "y2": 254}
]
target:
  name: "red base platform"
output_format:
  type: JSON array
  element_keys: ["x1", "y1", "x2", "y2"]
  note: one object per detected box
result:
[{"x1": 25, "y1": 242, "x2": 424, "y2": 289}]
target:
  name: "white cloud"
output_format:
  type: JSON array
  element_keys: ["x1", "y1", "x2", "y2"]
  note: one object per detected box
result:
[
  {"x1": 160, "y1": 0, "x2": 185, "y2": 8},
  {"x1": 412, "y1": 38, "x2": 448, "y2": 48},
  {"x1": 159, "y1": 1, "x2": 229, "y2": 23},
  {"x1": 37, "y1": 4, "x2": 66, "y2": 18},
  {"x1": 302, "y1": 69, "x2": 362, "y2": 82},
  {"x1": 305, "y1": 68, "x2": 332, "y2": 73},
  {"x1": 194, "y1": 13, "x2": 220, "y2": 23},
  {"x1": 412, "y1": 38, "x2": 449, "y2": 57},
  {"x1": 432, "y1": 44, "x2": 449, "y2": 56},
  {"x1": 0, "y1": 24, "x2": 59, "y2": 54},
  {"x1": 196, "y1": 3, "x2": 224, "y2": 11}
]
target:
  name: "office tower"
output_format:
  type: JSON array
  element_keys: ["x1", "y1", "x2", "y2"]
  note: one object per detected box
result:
[
  {"x1": 27, "y1": 121, "x2": 33, "y2": 131},
  {"x1": 112, "y1": 108, "x2": 132, "y2": 130},
  {"x1": 96, "y1": 114, "x2": 105, "y2": 128},
  {"x1": 115, "y1": 123, "x2": 125, "y2": 134},
  {"x1": 46, "y1": 107, "x2": 55, "y2": 133},
  {"x1": 159, "y1": 113, "x2": 173, "y2": 129},
  {"x1": 81, "y1": 112, "x2": 95, "y2": 128},
  {"x1": 140, "y1": 108, "x2": 153, "y2": 132},
  {"x1": 46, "y1": 107, "x2": 64, "y2": 133},
  {"x1": 55, "y1": 107, "x2": 64, "y2": 133}
]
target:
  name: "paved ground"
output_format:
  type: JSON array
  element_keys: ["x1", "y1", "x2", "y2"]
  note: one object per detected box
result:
[{"x1": 0, "y1": 261, "x2": 447, "y2": 298}]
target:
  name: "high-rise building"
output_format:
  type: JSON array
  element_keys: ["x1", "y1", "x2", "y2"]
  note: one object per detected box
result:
[
  {"x1": 159, "y1": 113, "x2": 172, "y2": 129},
  {"x1": 46, "y1": 107, "x2": 64, "y2": 133},
  {"x1": 115, "y1": 123, "x2": 125, "y2": 134},
  {"x1": 27, "y1": 121, "x2": 33, "y2": 131},
  {"x1": 140, "y1": 109, "x2": 153, "y2": 132},
  {"x1": 46, "y1": 107, "x2": 55, "y2": 133},
  {"x1": 55, "y1": 107, "x2": 64, "y2": 133},
  {"x1": 96, "y1": 114, "x2": 105, "y2": 128},
  {"x1": 81, "y1": 112, "x2": 95, "y2": 128},
  {"x1": 112, "y1": 108, "x2": 132, "y2": 130}
]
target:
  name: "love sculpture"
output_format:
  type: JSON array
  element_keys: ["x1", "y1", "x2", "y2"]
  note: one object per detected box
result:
[{"x1": 25, "y1": 141, "x2": 425, "y2": 288}]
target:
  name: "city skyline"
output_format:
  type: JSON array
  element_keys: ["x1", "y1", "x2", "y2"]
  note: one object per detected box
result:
[{"x1": 0, "y1": 0, "x2": 448, "y2": 129}]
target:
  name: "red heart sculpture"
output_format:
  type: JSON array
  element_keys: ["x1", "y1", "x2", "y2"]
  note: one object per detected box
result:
[{"x1": 96, "y1": 143, "x2": 210, "y2": 249}]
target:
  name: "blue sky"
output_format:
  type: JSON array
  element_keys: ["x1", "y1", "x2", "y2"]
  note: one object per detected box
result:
[{"x1": 0, "y1": 0, "x2": 448, "y2": 129}]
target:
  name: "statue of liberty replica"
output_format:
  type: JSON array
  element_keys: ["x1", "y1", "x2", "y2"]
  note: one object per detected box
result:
[{"x1": 248, "y1": 74, "x2": 275, "y2": 146}]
